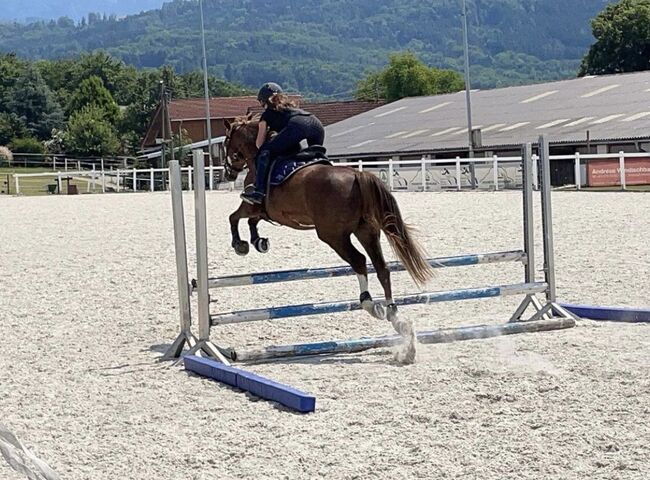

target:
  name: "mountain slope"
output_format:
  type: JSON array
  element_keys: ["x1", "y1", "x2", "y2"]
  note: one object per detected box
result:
[{"x1": 0, "y1": 0, "x2": 614, "y2": 97}]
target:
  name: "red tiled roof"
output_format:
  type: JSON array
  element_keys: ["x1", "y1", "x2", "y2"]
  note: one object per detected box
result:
[
  {"x1": 247, "y1": 100, "x2": 386, "y2": 126},
  {"x1": 169, "y1": 96, "x2": 263, "y2": 120}
]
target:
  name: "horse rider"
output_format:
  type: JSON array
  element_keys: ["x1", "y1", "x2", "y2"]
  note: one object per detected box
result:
[{"x1": 240, "y1": 82, "x2": 325, "y2": 205}]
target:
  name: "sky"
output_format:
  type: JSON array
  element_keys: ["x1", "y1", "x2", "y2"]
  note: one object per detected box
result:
[{"x1": 0, "y1": 0, "x2": 167, "y2": 22}]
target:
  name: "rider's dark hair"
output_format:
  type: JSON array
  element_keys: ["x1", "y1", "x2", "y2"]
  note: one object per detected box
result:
[{"x1": 267, "y1": 93, "x2": 298, "y2": 112}]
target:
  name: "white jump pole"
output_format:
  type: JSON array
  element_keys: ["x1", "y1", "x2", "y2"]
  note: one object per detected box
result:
[
  {"x1": 163, "y1": 160, "x2": 197, "y2": 359},
  {"x1": 180, "y1": 150, "x2": 231, "y2": 364}
]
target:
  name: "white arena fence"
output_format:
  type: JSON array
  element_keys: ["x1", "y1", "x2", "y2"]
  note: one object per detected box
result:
[{"x1": 7, "y1": 151, "x2": 650, "y2": 195}]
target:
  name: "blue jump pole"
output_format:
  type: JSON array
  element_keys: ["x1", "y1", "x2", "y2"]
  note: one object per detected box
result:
[
  {"x1": 232, "y1": 317, "x2": 576, "y2": 362},
  {"x1": 210, "y1": 282, "x2": 548, "y2": 325},
  {"x1": 559, "y1": 303, "x2": 650, "y2": 323},
  {"x1": 203, "y1": 250, "x2": 526, "y2": 289}
]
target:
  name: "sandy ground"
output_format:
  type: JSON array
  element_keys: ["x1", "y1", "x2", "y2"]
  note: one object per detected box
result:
[{"x1": 0, "y1": 190, "x2": 648, "y2": 480}]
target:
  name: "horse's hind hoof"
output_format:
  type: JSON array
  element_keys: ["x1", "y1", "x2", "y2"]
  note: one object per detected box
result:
[
  {"x1": 232, "y1": 240, "x2": 249, "y2": 256},
  {"x1": 253, "y1": 237, "x2": 270, "y2": 253}
]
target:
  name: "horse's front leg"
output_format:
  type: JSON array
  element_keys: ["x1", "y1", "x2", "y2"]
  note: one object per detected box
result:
[
  {"x1": 249, "y1": 217, "x2": 270, "y2": 253},
  {"x1": 229, "y1": 202, "x2": 254, "y2": 256}
]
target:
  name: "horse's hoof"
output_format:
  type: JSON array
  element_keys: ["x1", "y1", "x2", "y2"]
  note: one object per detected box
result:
[
  {"x1": 387, "y1": 303, "x2": 398, "y2": 323},
  {"x1": 253, "y1": 237, "x2": 270, "y2": 253},
  {"x1": 232, "y1": 241, "x2": 249, "y2": 256},
  {"x1": 372, "y1": 303, "x2": 386, "y2": 320},
  {"x1": 362, "y1": 302, "x2": 385, "y2": 320}
]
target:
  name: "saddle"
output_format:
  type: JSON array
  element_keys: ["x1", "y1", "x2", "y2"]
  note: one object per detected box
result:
[{"x1": 267, "y1": 145, "x2": 331, "y2": 187}]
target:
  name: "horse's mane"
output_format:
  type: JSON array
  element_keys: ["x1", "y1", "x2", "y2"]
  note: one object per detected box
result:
[{"x1": 230, "y1": 114, "x2": 261, "y2": 144}]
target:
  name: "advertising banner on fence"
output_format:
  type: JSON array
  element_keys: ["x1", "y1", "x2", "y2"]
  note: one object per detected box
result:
[{"x1": 587, "y1": 157, "x2": 650, "y2": 186}]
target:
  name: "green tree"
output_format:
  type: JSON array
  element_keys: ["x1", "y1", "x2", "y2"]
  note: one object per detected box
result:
[
  {"x1": 0, "y1": 53, "x2": 26, "y2": 107},
  {"x1": 10, "y1": 137, "x2": 45, "y2": 154},
  {"x1": 5, "y1": 65, "x2": 64, "y2": 140},
  {"x1": 356, "y1": 52, "x2": 464, "y2": 102},
  {"x1": 67, "y1": 75, "x2": 121, "y2": 124},
  {"x1": 65, "y1": 105, "x2": 119, "y2": 156},
  {"x1": 355, "y1": 71, "x2": 387, "y2": 101},
  {"x1": 579, "y1": 0, "x2": 650, "y2": 76},
  {"x1": 0, "y1": 112, "x2": 29, "y2": 145}
]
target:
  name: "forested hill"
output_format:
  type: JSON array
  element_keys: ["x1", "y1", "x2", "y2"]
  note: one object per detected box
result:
[{"x1": 0, "y1": 0, "x2": 615, "y2": 98}]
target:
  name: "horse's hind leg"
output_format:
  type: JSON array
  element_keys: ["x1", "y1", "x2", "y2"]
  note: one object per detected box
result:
[
  {"x1": 248, "y1": 217, "x2": 270, "y2": 253},
  {"x1": 317, "y1": 230, "x2": 385, "y2": 319},
  {"x1": 355, "y1": 223, "x2": 414, "y2": 338}
]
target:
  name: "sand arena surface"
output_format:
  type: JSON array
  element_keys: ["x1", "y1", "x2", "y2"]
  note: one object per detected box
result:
[{"x1": 0, "y1": 190, "x2": 648, "y2": 479}]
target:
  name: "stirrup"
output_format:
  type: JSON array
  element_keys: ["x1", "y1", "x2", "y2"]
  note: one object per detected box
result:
[{"x1": 240, "y1": 190, "x2": 264, "y2": 205}]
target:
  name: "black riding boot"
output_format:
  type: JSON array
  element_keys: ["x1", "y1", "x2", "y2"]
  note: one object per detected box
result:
[{"x1": 241, "y1": 150, "x2": 271, "y2": 205}]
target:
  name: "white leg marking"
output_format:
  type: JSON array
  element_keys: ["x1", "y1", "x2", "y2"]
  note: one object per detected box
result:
[{"x1": 356, "y1": 274, "x2": 368, "y2": 294}]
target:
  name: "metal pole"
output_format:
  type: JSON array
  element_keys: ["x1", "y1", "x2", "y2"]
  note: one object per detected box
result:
[
  {"x1": 619, "y1": 151, "x2": 626, "y2": 190},
  {"x1": 522, "y1": 143, "x2": 535, "y2": 284},
  {"x1": 199, "y1": 0, "x2": 214, "y2": 165},
  {"x1": 421, "y1": 156, "x2": 427, "y2": 192},
  {"x1": 539, "y1": 135, "x2": 557, "y2": 302},
  {"x1": 461, "y1": 0, "x2": 476, "y2": 188}
]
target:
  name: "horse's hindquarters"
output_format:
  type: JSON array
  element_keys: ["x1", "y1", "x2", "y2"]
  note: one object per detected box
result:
[{"x1": 267, "y1": 165, "x2": 361, "y2": 231}]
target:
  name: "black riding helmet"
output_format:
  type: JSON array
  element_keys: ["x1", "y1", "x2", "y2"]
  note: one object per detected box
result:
[{"x1": 257, "y1": 82, "x2": 283, "y2": 103}]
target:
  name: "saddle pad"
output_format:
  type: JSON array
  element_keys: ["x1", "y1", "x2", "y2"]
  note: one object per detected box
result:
[{"x1": 269, "y1": 159, "x2": 331, "y2": 186}]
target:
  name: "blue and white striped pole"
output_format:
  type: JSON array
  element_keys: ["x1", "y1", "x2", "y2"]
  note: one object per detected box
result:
[
  {"x1": 232, "y1": 316, "x2": 576, "y2": 362},
  {"x1": 210, "y1": 282, "x2": 548, "y2": 325},
  {"x1": 203, "y1": 250, "x2": 526, "y2": 290}
]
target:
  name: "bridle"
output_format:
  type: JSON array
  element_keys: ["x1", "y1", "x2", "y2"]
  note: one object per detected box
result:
[{"x1": 223, "y1": 125, "x2": 247, "y2": 179}]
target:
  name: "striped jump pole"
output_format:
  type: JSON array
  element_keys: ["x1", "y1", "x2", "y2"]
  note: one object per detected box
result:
[
  {"x1": 232, "y1": 317, "x2": 576, "y2": 362},
  {"x1": 210, "y1": 282, "x2": 548, "y2": 325},
  {"x1": 200, "y1": 250, "x2": 526, "y2": 290}
]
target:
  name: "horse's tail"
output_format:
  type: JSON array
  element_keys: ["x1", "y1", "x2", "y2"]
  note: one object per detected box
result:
[{"x1": 356, "y1": 172, "x2": 434, "y2": 287}]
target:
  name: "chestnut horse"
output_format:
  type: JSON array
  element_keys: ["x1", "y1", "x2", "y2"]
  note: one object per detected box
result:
[{"x1": 222, "y1": 115, "x2": 433, "y2": 334}]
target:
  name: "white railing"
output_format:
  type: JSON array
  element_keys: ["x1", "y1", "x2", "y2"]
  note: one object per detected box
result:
[
  {"x1": 12, "y1": 165, "x2": 226, "y2": 196},
  {"x1": 9, "y1": 152, "x2": 650, "y2": 195},
  {"x1": 338, "y1": 151, "x2": 650, "y2": 192}
]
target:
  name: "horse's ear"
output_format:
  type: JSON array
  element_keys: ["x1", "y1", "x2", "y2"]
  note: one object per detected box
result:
[{"x1": 224, "y1": 118, "x2": 232, "y2": 131}]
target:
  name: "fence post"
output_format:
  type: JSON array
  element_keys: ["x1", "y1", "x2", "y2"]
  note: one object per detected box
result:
[
  {"x1": 150, "y1": 168, "x2": 155, "y2": 192},
  {"x1": 456, "y1": 156, "x2": 461, "y2": 191},
  {"x1": 91, "y1": 164, "x2": 96, "y2": 192},
  {"x1": 64, "y1": 158, "x2": 68, "y2": 172},
  {"x1": 100, "y1": 158, "x2": 104, "y2": 173},
  {"x1": 77, "y1": 160, "x2": 81, "y2": 171},
  {"x1": 116, "y1": 170, "x2": 121, "y2": 193},
  {"x1": 358, "y1": 159, "x2": 363, "y2": 172},
  {"x1": 15, "y1": 175, "x2": 20, "y2": 195},
  {"x1": 619, "y1": 151, "x2": 626, "y2": 191},
  {"x1": 389, "y1": 156, "x2": 397, "y2": 191},
  {"x1": 209, "y1": 164, "x2": 214, "y2": 191},
  {"x1": 57, "y1": 173, "x2": 62, "y2": 194},
  {"x1": 101, "y1": 170, "x2": 106, "y2": 193},
  {"x1": 574, "y1": 152, "x2": 581, "y2": 190},
  {"x1": 53, "y1": 157, "x2": 56, "y2": 171},
  {"x1": 493, "y1": 155, "x2": 499, "y2": 191},
  {"x1": 132, "y1": 168, "x2": 137, "y2": 192},
  {"x1": 532, "y1": 154, "x2": 540, "y2": 190},
  {"x1": 188, "y1": 166, "x2": 193, "y2": 191},
  {"x1": 421, "y1": 156, "x2": 427, "y2": 192}
]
